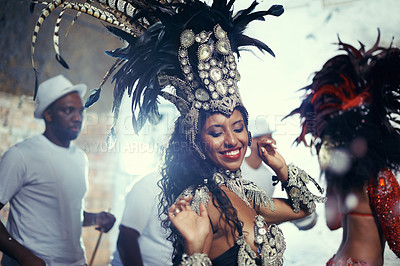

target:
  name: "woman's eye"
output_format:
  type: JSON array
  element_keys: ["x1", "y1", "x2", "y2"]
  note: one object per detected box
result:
[
  {"x1": 209, "y1": 131, "x2": 222, "y2": 137},
  {"x1": 234, "y1": 126, "x2": 244, "y2": 133}
]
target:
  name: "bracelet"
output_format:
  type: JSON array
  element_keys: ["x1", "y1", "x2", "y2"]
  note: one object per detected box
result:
[
  {"x1": 282, "y1": 164, "x2": 327, "y2": 213},
  {"x1": 180, "y1": 253, "x2": 212, "y2": 266}
]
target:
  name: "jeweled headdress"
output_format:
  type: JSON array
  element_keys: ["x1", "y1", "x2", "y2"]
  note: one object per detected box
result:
[
  {"x1": 30, "y1": 0, "x2": 284, "y2": 158},
  {"x1": 286, "y1": 32, "x2": 400, "y2": 191}
]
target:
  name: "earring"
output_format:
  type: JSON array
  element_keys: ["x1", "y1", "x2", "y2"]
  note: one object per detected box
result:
[{"x1": 248, "y1": 131, "x2": 252, "y2": 147}]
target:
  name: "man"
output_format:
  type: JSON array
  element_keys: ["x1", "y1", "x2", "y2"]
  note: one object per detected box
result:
[
  {"x1": 241, "y1": 116, "x2": 276, "y2": 196},
  {"x1": 0, "y1": 75, "x2": 116, "y2": 265},
  {"x1": 110, "y1": 172, "x2": 172, "y2": 266}
]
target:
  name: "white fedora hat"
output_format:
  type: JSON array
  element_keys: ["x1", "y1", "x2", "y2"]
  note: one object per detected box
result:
[
  {"x1": 248, "y1": 116, "x2": 274, "y2": 138},
  {"x1": 34, "y1": 74, "x2": 87, "y2": 119}
]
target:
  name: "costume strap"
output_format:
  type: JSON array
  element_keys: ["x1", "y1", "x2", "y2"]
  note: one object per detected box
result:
[
  {"x1": 368, "y1": 169, "x2": 400, "y2": 258},
  {"x1": 274, "y1": 163, "x2": 327, "y2": 213},
  {"x1": 180, "y1": 253, "x2": 212, "y2": 266}
]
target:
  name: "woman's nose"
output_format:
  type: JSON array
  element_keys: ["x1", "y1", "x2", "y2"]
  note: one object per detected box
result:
[{"x1": 224, "y1": 130, "x2": 238, "y2": 147}]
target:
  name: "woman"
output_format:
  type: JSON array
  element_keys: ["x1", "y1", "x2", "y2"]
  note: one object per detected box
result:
[
  {"x1": 161, "y1": 107, "x2": 326, "y2": 265},
  {"x1": 30, "y1": 0, "x2": 325, "y2": 265},
  {"x1": 286, "y1": 33, "x2": 400, "y2": 265}
]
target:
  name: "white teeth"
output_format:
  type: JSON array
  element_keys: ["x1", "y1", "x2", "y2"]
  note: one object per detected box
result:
[{"x1": 225, "y1": 149, "x2": 239, "y2": 156}]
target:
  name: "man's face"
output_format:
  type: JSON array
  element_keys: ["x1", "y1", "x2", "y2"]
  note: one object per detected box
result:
[{"x1": 45, "y1": 92, "x2": 85, "y2": 141}]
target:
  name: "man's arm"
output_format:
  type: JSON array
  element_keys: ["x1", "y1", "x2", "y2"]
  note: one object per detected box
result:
[
  {"x1": 117, "y1": 224, "x2": 143, "y2": 266},
  {"x1": 0, "y1": 203, "x2": 45, "y2": 266}
]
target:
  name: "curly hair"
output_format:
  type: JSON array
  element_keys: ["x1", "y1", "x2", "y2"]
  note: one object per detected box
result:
[{"x1": 158, "y1": 106, "x2": 249, "y2": 265}]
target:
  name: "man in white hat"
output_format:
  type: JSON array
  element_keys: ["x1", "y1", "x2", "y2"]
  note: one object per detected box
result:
[
  {"x1": 0, "y1": 75, "x2": 116, "y2": 265},
  {"x1": 241, "y1": 116, "x2": 276, "y2": 196}
]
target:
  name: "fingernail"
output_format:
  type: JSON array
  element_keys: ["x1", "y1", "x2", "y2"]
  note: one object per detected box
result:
[{"x1": 261, "y1": 147, "x2": 265, "y2": 152}]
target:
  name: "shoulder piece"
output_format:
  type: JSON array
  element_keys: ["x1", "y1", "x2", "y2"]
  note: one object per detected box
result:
[{"x1": 179, "y1": 185, "x2": 210, "y2": 215}]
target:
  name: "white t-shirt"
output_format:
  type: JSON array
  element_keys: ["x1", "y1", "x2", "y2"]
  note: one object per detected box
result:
[
  {"x1": 241, "y1": 159, "x2": 276, "y2": 196},
  {"x1": 0, "y1": 135, "x2": 88, "y2": 266},
  {"x1": 111, "y1": 172, "x2": 173, "y2": 266}
]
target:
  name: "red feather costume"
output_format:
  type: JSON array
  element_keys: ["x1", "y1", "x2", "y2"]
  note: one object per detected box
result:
[{"x1": 287, "y1": 33, "x2": 400, "y2": 259}]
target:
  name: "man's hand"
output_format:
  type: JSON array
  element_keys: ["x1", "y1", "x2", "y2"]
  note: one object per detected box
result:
[{"x1": 95, "y1": 211, "x2": 116, "y2": 233}]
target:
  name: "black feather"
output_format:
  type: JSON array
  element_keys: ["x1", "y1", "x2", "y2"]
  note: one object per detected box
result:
[
  {"x1": 55, "y1": 54, "x2": 69, "y2": 69},
  {"x1": 85, "y1": 88, "x2": 101, "y2": 108},
  {"x1": 30, "y1": 2, "x2": 36, "y2": 13},
  {"x1": 33, "y1": 68, "x2": 39, "y2": 100}
]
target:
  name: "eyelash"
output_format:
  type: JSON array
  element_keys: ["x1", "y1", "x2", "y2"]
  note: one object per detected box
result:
[
  {"x1": 209, "y1": 126, "x2": 244, "y2": 137},
  {"x1": 234, "y1": 126, "x2": 244, "y2": 133}
]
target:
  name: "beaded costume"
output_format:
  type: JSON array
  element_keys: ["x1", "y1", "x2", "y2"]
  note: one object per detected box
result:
[
  {"x1": 29, "y1": 0, "x2": 326, "y2": 265},
  {"x1": 287, "y1": 33, "x2": 400, "y2": 259},
  {"x1": 178, "y1": 167, "x2": 324, "y2": 265}
]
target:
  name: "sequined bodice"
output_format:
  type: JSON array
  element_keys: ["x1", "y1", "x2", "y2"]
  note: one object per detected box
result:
[{"x1": 180, "y1": 169, "x2": 286, "y2": 265}]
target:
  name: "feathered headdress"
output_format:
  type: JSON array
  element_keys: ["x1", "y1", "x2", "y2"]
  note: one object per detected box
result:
[
  {"x1": 286, "y1": 31, "x2": 400, "y2": 191},
  {"x1": 30, "y1": 0, "x2": 284, "y2": 157}
]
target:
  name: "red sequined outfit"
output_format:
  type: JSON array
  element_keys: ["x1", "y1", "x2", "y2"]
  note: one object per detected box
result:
[
  {"x1": 326, "y1": 255, "x2": 369, "y2": 266},
  {"x1": 368, "y1": 169, "x2": 400, "y2": 258}
]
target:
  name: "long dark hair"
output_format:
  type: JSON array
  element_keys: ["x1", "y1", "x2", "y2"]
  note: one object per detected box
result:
[{"x1": 158, "y1": 106, "x2": 248, "y2": 265}]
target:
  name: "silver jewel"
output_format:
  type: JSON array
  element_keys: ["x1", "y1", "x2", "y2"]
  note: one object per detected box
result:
[
  {"x1": 195, "y1": 88, "x2": 210, "y2": 101},
  {"x1": 198, "y1": 44, "x2": 213, "y2": 61},
  {"x1": 180, "y1": 29, "x2": 195, "y2": 48},
  {"x1": 217, "y1": 40, "x2": 230, "y2": 54}
]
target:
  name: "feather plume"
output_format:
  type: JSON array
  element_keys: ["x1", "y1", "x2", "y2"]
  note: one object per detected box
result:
[
  {"x1": 286, "y1": 32, "x2": 400, "y2": 192},
  {"x1": 30, "y1": 0, "x2": 284, "y2": 135}
]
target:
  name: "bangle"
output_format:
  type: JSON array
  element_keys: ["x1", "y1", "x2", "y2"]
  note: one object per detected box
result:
[
  {"x1": 180, "y1": 253, "x2": 212, "y2": 266},
  {"x1": 283, "y1": 164, "x2": 327, "y2": 213}
]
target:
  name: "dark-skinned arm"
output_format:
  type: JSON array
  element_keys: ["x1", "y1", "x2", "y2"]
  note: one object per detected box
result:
[
  {"x1": 0, "y1": 203, "x2": 45, "y2": 266},
  {"x1": 117, "y1": 224, "x2": 144, "y2": 266}
]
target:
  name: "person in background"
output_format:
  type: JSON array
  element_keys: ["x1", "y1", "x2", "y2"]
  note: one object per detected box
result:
[
  {"x1": 242, "y1": 116, "x2": 318, "y2": 231},
  {"x1": 110, "y1": 172, "x2": 172, "y2": 266},
  {"x1": 0, "y1": 75, "x2": 116, "y2": 266},
  {"x1": 287, "y1": 35, "x2": 400, "y2": 265},
  {"x1": 241, "y1": 116, "x2": 276, "y2": 196}
]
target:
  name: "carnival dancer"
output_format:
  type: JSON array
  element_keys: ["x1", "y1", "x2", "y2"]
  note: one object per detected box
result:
[
  {"x1": 286, "y1": 33, "x2": 400, "y2": 265},
  {"x1": 29, "y1": 1, "x2": 326, "y2": 265}
]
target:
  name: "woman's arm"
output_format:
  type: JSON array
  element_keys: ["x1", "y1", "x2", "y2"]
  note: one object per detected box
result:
[
  {"x1": 256, "y1": 138, "x2": 326, "y2": 223},
  {"x1": 257, "y1": 198, "x2": 309, "y2": 224}
]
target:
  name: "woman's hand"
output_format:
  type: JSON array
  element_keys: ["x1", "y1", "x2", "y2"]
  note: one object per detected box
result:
[
  {"x1": 257, "y1": 138, "x2": 288, "y2": 182},
  {"x1": 168, "y1": 195, "x2": 211, "y2": 255}
]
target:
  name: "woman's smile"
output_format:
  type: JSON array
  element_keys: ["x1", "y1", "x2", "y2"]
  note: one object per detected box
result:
[{"x1": 220, "y1": 148, "x2": 242, "y2": 160}]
